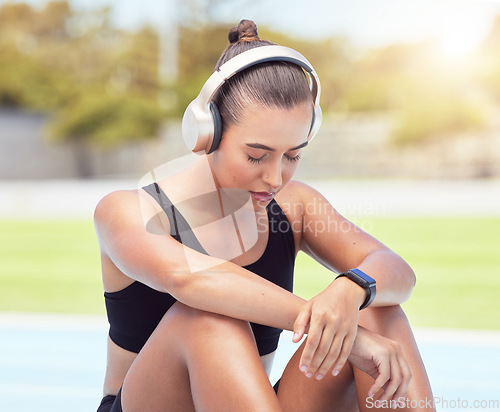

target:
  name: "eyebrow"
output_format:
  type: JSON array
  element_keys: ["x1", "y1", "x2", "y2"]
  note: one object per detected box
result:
[{"x1": 245, "y1": 141, "x2": 309, "y2": 152}]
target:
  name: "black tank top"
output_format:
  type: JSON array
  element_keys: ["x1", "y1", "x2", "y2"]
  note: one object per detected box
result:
[{"x1": 104, "y1": 183, "x2": 295, "y2": 356}]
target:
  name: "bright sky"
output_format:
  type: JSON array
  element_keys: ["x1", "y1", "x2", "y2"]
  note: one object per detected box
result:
[{"x1": 3, "y1": 0, "x2": 500, "y2": 56}]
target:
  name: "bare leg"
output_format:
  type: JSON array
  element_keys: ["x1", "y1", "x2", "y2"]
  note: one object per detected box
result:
[
  {"x1": 355, "y1": 305, "x2": 435, "y2": 412},
  {"x1": 120, "y1": 302, "x2": 281, "y2": 412},
  {"x1": 277, "y1": 341, "x2": 359, "y2": 412}
]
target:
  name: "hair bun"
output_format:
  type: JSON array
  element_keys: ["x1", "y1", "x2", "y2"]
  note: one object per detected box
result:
[{"x1": 228, "y1": 19, "x2": 260, "y2": 44}]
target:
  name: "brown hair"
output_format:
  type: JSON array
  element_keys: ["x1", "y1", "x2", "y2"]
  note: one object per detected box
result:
[{"x1": 213, "y1": 20, "x2": 312, "y2": 134}]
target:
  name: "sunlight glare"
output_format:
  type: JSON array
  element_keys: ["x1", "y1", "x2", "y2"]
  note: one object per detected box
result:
[{"x1": 438, "y1": 13, "x2": 484, "y2": 58}]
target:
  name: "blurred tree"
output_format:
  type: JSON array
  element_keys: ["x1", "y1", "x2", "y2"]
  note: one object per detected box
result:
[
  {"x1": 0, "y1": 1, "x2": 165, "y2": 177},
  {"x1": 171, "y1": 22, "x2": 353, "y2": 117},
  {"x1": 0, "y1": 2, "x2": 68, "y2": 108},
  {"x1": 177, "y1": 0, "x2": 254, "y2": 25},
  {"x1": 344, "y1": 42, "x2": 442, "y2": 112},
  {"x1": 391, "y1": 86, "x2": 486, "y2": 145},
  {"x1": 2, "y1": 0, "x2": 495, "y2": 164},
  {"x1": 257, "y1": 29, "x2": 353, "y2": 113},
  {"x1": 344, "y1": 40, "x2": 489, "y2": 144},
  {"x1": 172, "y1": 24, "x2": 228, "y2": 117}
]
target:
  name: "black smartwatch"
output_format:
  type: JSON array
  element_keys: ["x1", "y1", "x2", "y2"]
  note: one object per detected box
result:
[{"x1": 336, "y1": 268, "x2": 376, "y2": 310}]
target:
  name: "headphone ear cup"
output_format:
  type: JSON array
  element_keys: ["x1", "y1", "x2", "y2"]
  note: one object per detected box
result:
[
  {"x1": 182, "y1": 99, "x2": 217, "y2": 154},
  {"x1": 207, "y1": 101, "x2": 222, "y2": 154},
  {"x1": 308, "y1": 103, "x2": 316, "y2": 136},
  {"x1": 308, "y1": 103, "x2": 322, "y2": 142}
]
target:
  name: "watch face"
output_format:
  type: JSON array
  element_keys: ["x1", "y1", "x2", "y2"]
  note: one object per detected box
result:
[
  {"x1": 350, "y1": 268, "x2": 376, "y2": 285},
  {"x1": 338, "y1": 268, "x2": 376, "y2": 310}
]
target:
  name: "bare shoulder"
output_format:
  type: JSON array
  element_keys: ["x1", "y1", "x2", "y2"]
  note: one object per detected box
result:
[
  {"x1": 274, "y1": 180, "x2": 327, "y2": 247},
  {"x1": 275, "y1": 180, "x2": 330, "y2": 213},
  {"x1": 94, "y1": 190, "x2": 137, "y2": 228},
  {"x1": 95, "y1": 189, "x2": 136, "y2": 215},
  {"x1": 94, "y1": 188, "x2": 161, "y2": 222},
  {"x1": 94, "y1": 188, "x2": 170, "y2": 244}
]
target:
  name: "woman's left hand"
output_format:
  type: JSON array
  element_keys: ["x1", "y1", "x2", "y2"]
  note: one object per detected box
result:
[
  {"x1": 292, "y1": 276, "x2": 366, "y2": 380},
  {"x1": 349, "y1": 326, "x2": 412, "y2": 403}
]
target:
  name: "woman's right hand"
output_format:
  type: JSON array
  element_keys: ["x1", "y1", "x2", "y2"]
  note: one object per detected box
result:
[{"x1": 348, "y1": 326, "x2": 412, "y2": 405}]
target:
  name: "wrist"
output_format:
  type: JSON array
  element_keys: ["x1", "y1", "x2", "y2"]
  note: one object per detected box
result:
[
  {"x1": 334, "y1": 276, "x2": 366, "y2": 308},
  {"x1": 335, "y1": 268, "x2": 376, "y2": 310}
]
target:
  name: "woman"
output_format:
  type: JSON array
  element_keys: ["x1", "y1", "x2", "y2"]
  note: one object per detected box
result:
[{"x1": 95, "y1": 20, "x2": 434, "y2": 411}]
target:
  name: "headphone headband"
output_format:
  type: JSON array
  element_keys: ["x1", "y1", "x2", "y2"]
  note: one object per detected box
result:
[{"x1": 182, "y1": 45, "x2": 322, "y2": 154}]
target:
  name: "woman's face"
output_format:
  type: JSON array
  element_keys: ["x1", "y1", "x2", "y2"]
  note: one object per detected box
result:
[{"x1": 209, "y1": 102, "x2": 312, "y2": 207}]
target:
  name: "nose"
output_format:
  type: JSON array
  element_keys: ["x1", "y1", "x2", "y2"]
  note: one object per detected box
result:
[{"x1": 264, "y1": 160, "x2": 282, "y2": 190}]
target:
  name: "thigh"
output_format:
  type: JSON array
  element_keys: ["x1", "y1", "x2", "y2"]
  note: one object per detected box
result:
[
  {"x1": 183, "y1": 308, "x2": 281, "y2": 412},
  {"x1": 120, "y1": 302, "x2": 281, "y2": 412},
  {"x1": 121, "y1": 303, "x2": 196, "y2": 412}
]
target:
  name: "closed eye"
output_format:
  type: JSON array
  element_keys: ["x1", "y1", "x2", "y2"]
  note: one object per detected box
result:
[
  {"x1": 284, "y1": 153, "x2": 301, "y2": 162},
  {"x1": 247, "y1": 155, "x2": 265, "y2": 164},
  {"x1": 247, "y1": 153, "x2": 301, "y2": 164}
]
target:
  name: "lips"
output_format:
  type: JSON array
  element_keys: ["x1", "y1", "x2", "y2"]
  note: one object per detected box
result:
[{"x1": 250, "y1": 191, "x2": 276, "y2": 202}]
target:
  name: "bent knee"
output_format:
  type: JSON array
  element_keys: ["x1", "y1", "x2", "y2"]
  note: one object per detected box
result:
[
  {"x1": 189, "y1": 306, "x2": 254, "y2": 340},
  {"x1": 359, "y1": 304, "x2": 406, "y2": 322},
  {"x1": 160, "y1": 302, "x2": 254, "y2": 342},
  {"x1": 359, "y1": 304, "x2": 412, "y2": 337},
  {"x1": 150, "y1": 303, "x2": 261, "y2": 371}
]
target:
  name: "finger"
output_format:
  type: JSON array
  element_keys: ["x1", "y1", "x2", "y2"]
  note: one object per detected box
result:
[
  {"x1": 299, "y1": 321, "x2": 324, "y2": 375},
  {"x1": 378, "y1": 353, "x2": 402, "y2": 402},
  {"x1": 368, "y1": 356, "x2": 390, "y2": 399},
  {"x1": 314, "y1": 332, "x2": 344, "y2": 379},
  {"x1": 390, "y1": 353, "x2": 412, "y2": 404},
  {"x1": 306, "y1": 323, "x2": 339, "y2": 378},
  {"x1": 330, "y1": 331, "x2": 355, "y2": 376},
  {"x1": 293, "y1": 304, "x2": 311, "y2": 343}
]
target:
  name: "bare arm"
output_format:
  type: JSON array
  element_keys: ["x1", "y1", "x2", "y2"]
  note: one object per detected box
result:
[
  {"x1": 295, "y1": 180, "x2": 416, "y2": 306},
  {"x1": 94, "y1": 189, "x2": 304, "y2": 331},
  {"x1": 278, "y1": 180, "x2": 416, "y2": 381}
]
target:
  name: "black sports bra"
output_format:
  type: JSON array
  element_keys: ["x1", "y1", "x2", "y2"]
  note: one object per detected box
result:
[{"x1": 104, "y1": 183, "x2": 295, "y2": 356}]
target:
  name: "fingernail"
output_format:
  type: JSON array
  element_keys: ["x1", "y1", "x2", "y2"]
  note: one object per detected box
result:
[
  {"x1": 306, "y1": 372, "x2": 313, "y2": 378},
  {"x1": 300, "y1": 365, "x2": 307, "y2": 372},
  {"x1": 315, "y1": 374, "x2": 323, "y2": 380},
  {"x1": 293, "y1": 332, "x2": 299, "y2": 340},
  {"x1": 368, "y1": 392, "x2": 375, "y2": 398},
  {"x1": 332, "y1": 369, "x2": 339, "y2": 376}
]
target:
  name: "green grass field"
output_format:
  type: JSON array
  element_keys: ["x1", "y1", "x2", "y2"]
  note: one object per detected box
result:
[{"x1": 1, "y1": 217, "x2": 499, "y2": 329}]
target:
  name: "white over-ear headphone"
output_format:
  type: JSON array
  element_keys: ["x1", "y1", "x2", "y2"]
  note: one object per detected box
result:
[{"x1": 182, "y1": 45, "x2": 322, "y2": 154}]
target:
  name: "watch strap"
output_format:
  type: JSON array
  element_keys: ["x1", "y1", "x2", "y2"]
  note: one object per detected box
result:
[{"x1": 336, "y1": 268, "x2": 376, "y2": 310}]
